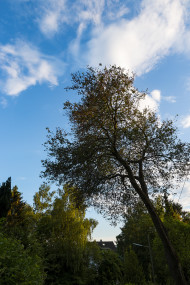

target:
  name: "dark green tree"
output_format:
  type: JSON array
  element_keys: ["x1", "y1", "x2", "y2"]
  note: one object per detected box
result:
[
  {"x1": 153, "y1": 199, "x2": 190, "y2": 284},
  {"x1": 123, "y1": 247, "x2": 146, "y2": 285},
  {"x1": 0, "y1": 233, "x2": 45, "y2": 284},
  {"x1": 117, "y1": 200, "x2": 155, "y2": 282},
  {"x1": 117, "y1": 197, "x2": 190, "y2": 284},
  {"x1": 42, "y1": 65, "x2": 190, "y2": 284},
  {"x1": 0, "y1": 177, "x2": 11, "y2": 218},
  {"x1": 95, "y1": 249, "x2": 123, "y2": 285},
  {"x1": 6, "y1": 186, "x2": 26, "y2": 226},
  {"x1": 1, "y1": 185, "x2": 40, "y2": 253}
]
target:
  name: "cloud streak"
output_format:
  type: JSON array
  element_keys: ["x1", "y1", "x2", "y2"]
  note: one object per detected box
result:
[
  {"x1": 0, "y1": 97, "x2": 8, "y2": 108},
  {"x1": 1, "y1": 0, "x2": 190, "y2": 96},
  {"x1": 0, "y1": 41, "x2": 63, "y2": 96},
  {"x1": 86, "y1": 0, "x2": 188, "y2": 75},
  {"x1": 38, "y1": 0, "x2": 105, "y2": 37},
  {"x1": 14, "y1": 0, "x2": 190, "y2": 78},
  {"x1": 181, "y1": 115, "x2": 190, "y2": 128}
]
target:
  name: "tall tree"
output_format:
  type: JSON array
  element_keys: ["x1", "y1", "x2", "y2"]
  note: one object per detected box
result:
[
  {"x1": 34, "y1": 184, "x2": 97, "y2": 284},
  {"x1": 6, "y1": 186, "x2": 26, "y2": 226},
  {"x1": 0, "y1": 177, "x2": 11, "y2": 218},
  {"x1": 42, "y1": 65, "x2": 190, "y2": 284}
]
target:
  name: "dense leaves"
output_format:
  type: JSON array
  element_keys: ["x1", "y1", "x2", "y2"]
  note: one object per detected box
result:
[
  {"x1": 0, "y1": 183, "x2": 189, "y2": 284},
  {"x1": 0, "y1": 233, "x2": 45, "y2": 284},
  {"x1": 0, "y1": 177, "x2": 11, "y2": 218},
  {"x1": 117, "y1": 197, "x2": 190, "y2": 284},
  {"x1": 42, "y1": 66, "x2": 190, "y2": 206},
  {"x1": 42, "y1": 65, "x2": 190, "y2": 283},
  {"x1": 2, "y1": 66, "x2": 190, "y2": 284}
]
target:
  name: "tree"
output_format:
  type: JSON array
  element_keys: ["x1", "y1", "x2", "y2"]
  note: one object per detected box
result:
[
  {"x1": 33, "y1": 183, "x2": 55, "y2": 215},
  {"x1": 96, "y1": 249, "x2": 123, "y2": 285},
  {"x1": 0, "y1": 185, "x2": 40, "y2": 253},
  {"x1": 0, "y1": 178, "x2": 11, "y2": 218},
  {"x1": 123, "y1": 247, "x2": 146, "y2": 284},
  {"x1": 0, "y1": 233, "x2": 45, "y2": 284},
  {"x1": 34, "y1": 184, "x2": 97, "y2": 284},
  {"x1": 117, "y1": 197, "x2": 190, "y2": 284},
  {"x1": 152, "y1": 198, "x2": 190, "y2": 284},
  {"x1": 42, "y1": 65, "x2": 190, "y2": 284},
  {"x1": 117, "y1": 199, "x2": 155, "y2": 282},
  {"x1": 6, "y1": 186, "x2": 26, "y2": 226}
]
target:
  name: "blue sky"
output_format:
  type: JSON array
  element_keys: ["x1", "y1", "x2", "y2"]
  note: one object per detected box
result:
[{"x1": 1, "y1": 0, "x2": 190, "y2": 241}]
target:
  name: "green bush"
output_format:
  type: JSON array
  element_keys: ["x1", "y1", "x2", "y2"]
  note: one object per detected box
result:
[{"x1": 0, "y1": 233, "x2": 45, "y2": 284}]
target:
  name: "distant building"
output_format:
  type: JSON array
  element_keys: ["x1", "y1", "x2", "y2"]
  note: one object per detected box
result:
[{"x1": 96, "y1": 240, "x2": 117, "y2": 252}]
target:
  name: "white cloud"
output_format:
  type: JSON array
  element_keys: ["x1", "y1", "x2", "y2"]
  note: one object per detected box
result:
[
  {"x1": 0, "y1": 41, "x2": 63, "y2": 96},
  {"x1": 139, "y1": 89, "x2": 161, "y2": 112},
  {"x1": 85, "y1": 0, "x2": 188, "y2": 75},
  {"x1": 38, "y1": 0, "x2": 105, "y2": 37},
  {"x1": 4, "y1": 0, "x2": 189, "y2": 97},
  {"x1": 181, "y1": 115, "x2": 190, "y2": 128},
  {"x1": 163, "y1": 96, "x2": 176, "y2": 103},
  {"x1": 151, "y1": 89, "x2": 161, "y2": 102},
  {"x1": 16, "y1": 0, "x2": 190, "y2": 78},
  {"x1": 39, "y1": 0, "x2": 66, "y2": 36}
]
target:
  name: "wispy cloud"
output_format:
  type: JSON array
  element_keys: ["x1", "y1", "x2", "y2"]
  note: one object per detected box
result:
[
  {"x1": 36, "y1": 0, "x2": 190, "y2": 77},
  {"x1": 0, "y1": 97, "x2": 8, "y2": 108},
  {"x1": 0, "y1": 41, "x2": 63, "y2": 96},
  {"x1": 2, "y1": 0, "x2": 190, "y2": 96},
  {"x1": 85, "y1": 0, "x2": 189, "y2": 75},
  {"x1": 18, "y1": 176, "x2": 27, "y2": 181},
  {"x1": 163, "y1": 96, "x2": 176, "y2": 103},
  {"x1": 181, "y1": 115, "x2": 190, "y2": 128},
  {"x1": 38, "y1": 0, "x2": 105, "y2": 38},
  {"x1": 38, "y1": 0, "x2": 66, "y2": 37}
]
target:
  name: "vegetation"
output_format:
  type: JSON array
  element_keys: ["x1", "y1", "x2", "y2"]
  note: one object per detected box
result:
[
  {"x1": 1, "y1": 65, "x2": 190, "y2": 284},
  {"x1": 117, "y1": 196, "x2": 190, "y2": 284},
  {"x1": 42, "y1": 65, "x2": 190, "y2": 284},
  {"x1": 1, "y1": 177, "x2": 189, "y2": 284}
]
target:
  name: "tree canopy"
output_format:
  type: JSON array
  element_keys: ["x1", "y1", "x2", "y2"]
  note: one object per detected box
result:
[
  {"x1": 42, "y1": 66, "x2": 189, "y2": 209},
  {"x1": 42, "y1": 65, "x2": 190, "y2": 284},
  {"x1": 0, "y1": 177, "x2": 11, "y2": 218}
]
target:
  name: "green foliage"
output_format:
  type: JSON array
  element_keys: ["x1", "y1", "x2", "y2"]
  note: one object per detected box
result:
[
  {"x1": 33, "y1": 183, "x2": 55, "y2": 215},
  {"x1": 117, "y1": 197, "x2": 190, "y2": 284},
  {"x1": 0, "y1": 233, "x2": 45, "y2": 284},
  {"x1": 34, "y1": 184, "x2": 98, "y2": 284},
  {"x1": 41, "y1": 65, "x2": 190, "y2": 283},
  {"x1": 1, "y1": 186, "x2": 41, "y2": 254},
  {"x1": 0, "y1": 177, "x2": 11, "y2": 218},
  {"x1": 153, "y1": 218, "x2": 190, "y2": 284},
  {"x1": 123, "y1": 247, "x2": 146, "y2": 284},
  {"x1": 117, "y1": 200, "x2": 155, "y2": 281},
  {"x1": 6, "y1": 186, "x2": 26, "y2": 227},
  {"x1": 42, "y1": 66, "x2": 190, "y2": 208},
  {"x1": 95, "y1": 249, "x2": 123, "y2": 285}
]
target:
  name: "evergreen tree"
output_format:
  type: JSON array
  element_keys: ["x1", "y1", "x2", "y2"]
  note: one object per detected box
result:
[{"x1": 0, "y1": 177, "x2": 11, "y2": 218}]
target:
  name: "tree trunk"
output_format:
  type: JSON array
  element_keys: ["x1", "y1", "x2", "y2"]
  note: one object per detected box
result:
[
  {"x1": 114, "y1": 149, "x2": 187, "y2": 284},
  {"x1": 138, "y1": 189, "x2": 187, "y2": 285}
]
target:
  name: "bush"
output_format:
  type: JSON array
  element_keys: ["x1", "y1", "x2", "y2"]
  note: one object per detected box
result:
[{"x1": 0, "y1": 233, "x2": 45, "y2": 284}]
